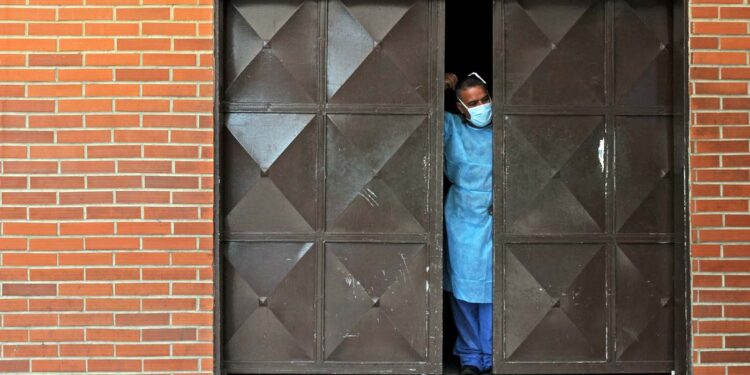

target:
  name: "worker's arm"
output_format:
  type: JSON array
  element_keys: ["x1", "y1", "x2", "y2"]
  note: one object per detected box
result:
[{"x1": 445, "y1": 73, "x2": 458, "y2": 90}]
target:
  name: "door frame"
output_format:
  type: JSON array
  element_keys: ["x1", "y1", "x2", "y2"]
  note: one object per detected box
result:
[
  {"x1": 211, "y1": 0, "x2": 691, "y2": 374},
  {"x1": 490, "y1": 0, "x2": 691, "y2": 373}
]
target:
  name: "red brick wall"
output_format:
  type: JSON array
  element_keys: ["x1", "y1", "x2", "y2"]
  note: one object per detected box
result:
[
  {"x1": 0, "y1": 1, "x2": 215, "y2": 373},
  {"x1": 690, "y1": 1, "x2": 750, "y2": 374}
]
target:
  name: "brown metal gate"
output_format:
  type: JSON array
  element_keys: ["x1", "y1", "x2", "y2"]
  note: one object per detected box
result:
[
  {"x1": 215, "y1": 0, "x2": 688, "y2": 374},
  {"x1": 491, "y1": 0, "x2": 688, "y2": 373},
  {"x1": 216, "y1": 0, "x2": 444, "y2": 373}
]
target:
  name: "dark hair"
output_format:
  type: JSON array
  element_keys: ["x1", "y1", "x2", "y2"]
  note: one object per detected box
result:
[{"x1": 455, "y1": 76, "x2": 487, "y2": 101}]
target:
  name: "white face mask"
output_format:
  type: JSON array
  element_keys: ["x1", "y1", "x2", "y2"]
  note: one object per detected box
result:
[{"x1": 457, "y1": 72, "x2": 492, "y2": 127}]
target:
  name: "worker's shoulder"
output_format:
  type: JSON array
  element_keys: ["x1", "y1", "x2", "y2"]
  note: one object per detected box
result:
[{"x1": 444, "y1": 111, "x2": 462, "y2": 126}]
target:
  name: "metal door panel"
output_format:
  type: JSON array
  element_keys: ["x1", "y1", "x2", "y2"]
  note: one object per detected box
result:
[
  {"x1": 220, "y1": 0, "x2": 442, "y2": 373},
  {"x1": 615, "y1": 243, "x2": 674, "y2": 362},
  {"x1": 615, "y1": 116, "x2": 674, "y2": 234},
  {"x1": 504, "y1": 0, "x2": 605, "y2": 106},
  {"x1": 327, "y1": 0, "x2": 429, "y2": 104},
  {"x1": 615, "y1": 0, "x2": 674, "y2": 107},
  {"x1": 324, "y1": 243, "x2": 428, "y2": 362},
  {"x1": 224, "y1": 0, "x2": 319, "y2": 103},
  {"x1": 494, "y1": 0, "x2": 686, "y2": 373},
  {"x1": 326, "y1": 114, "x2": 429, "y2": 233},
  {"x1": 504, "y1": 243, "x2": 606, "y2": 362},
  {"x1": 223, "y1": 113, "x2": 318, "y2": 234},
  {"x1": 223, "y1": 242, "x2": 316, "y2": 362},
  {"x1": 504, "y1": 115, "x2": 605, "y2": 234}
]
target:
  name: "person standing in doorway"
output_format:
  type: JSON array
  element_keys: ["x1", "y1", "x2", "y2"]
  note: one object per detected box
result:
[{"x1": 443, "y1": 72, "x2": 493, "y2": 375}]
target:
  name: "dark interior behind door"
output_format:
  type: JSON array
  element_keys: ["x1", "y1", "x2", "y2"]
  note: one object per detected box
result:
[
  {"x1": 492, "y1": 0, "x2": 688, "y2": 373},
  {"x1": 218, "y1": 0, "x2": 445, "y2": 373}
]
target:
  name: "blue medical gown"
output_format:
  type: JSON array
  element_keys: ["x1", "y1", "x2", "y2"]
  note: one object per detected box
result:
[{"x1": 443, "y1": 111, "x2": 493, "y2": 304}]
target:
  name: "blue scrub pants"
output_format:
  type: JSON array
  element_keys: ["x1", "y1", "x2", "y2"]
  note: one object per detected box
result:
[{"x1": 449, "y1": 292, "x2": 493, "y2": 372}]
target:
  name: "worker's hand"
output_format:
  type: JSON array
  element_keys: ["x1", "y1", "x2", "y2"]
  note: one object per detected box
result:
[{"x1": 445, "y1": 73, "x2": 458, "y2": 91}]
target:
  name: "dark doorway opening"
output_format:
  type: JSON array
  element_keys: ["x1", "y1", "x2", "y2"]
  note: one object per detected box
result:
[
  {"x1": 445, "y1": 0, "x2": 493, "y2": 115},
  {"x1": 443, "y1": 1, "x2": 493, "y2": 374}
]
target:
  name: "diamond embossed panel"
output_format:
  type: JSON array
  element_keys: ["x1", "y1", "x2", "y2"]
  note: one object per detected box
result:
[
  {"x1": 504, "y1": 0, "x2": 605, "y2": 105},
  {"x1": 223, "y1": 242, "x2": 316, "y2": 362},
  {"x1": 327, "y1": 0, "x2": 429, "y2": 104},
  {"x1": 324, "y1": 243, "x2": 428, "y2": 362},
  {"x1": 496, "y1": 1, "x2": 684, "y2": 372},
  {"x1": 616, "y1": 244, "x2": 674, "y2": 362},
  {"x1": 615, "y1": 116, "x2": 674, "y2": 233},
  {"x1": 223, "y1": 113, "x2": 317, "y2": 233},
  {"x1": 224, "y1": 0, "x2": 319, "y2": 103},
  {"x1": 505, "y1": 115, "x2": 605, "y2": 233},
  {"x1": 221, "y1": 0, "x2": 440, "y2": 372},
  {"x1": 615, "y1": 0, "x2": 673, "y2": 107},
  {"x1": 326, "y1": 114, "x2": 428, "y2": 233},
  {"x1": 504, "y1": 244, "x2": 606, "y2": 362}
]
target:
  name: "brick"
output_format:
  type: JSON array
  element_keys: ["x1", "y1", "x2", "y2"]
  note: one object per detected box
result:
[
  {"x1": 85, "y1": 299, "x2": 139, "y2": 312},
  {"x1": 85, "y1": 53, "x2": 140, "y2": 66},
  {"x1": 0, "y1": 301, "x2": 26, "y2": 318},
  {"x1": 0, "y1": 360, "x2": 29, "y2": 372},
  {"x1": 114, "y1": 283, "x2": 169, "y2": 296},
  {"x1": 59, "y1": 344, "x2": 113, "y2": 357},
  {"x1": 59, "y1": 283, "x2": 112, "y2": 296},
  {"x1": 31, "y1": 359, "x2": 85, "y2": 372},
  {"x1": 29, "y1": 329, "x2": 83, "y2": 342},
  {"x1": 115, "y1": 191, "x2": 170, "y2": 205},
  {"x1": 143, "y1": 53, "x2": 197, "y2": 66},
  {"x1": 117, "y1": 222, "x2": 171, "y2": 235},
  {"x1": 3, "y1": 344, "x2": 57, "y2": 358},
  {"x1": 174, "y1": 8, "x2": 212, "y2": 21},
  {"x1": 88, "y1": 359, "x2": 141, "y2": 372},
  {"x1": 58, "y1": 8, "x2": 112, "y2": 20},
  {"x1": 85, "y1": 23, "x2": 139, "y2": 36},
  {"x1": 87, "y1": 175, "x2": 142, "y2": 189},
  {"x1": 58, "y1": 68, "x2": 112, "y2": 82},
  {"x1": 142, "y1": 85, "x2": 197, "y2": 98},
  {"x1": 695, "y1": 199, "x2": 748, "y2": 212},
  {"x1": 85, "y1": 237, "x2": 140, "y2": 250},
  {"x1": 3, "y1": 284, "x2": 57, "y2": 297},
  {"x1": 144, "y1": 207, "x2": 198, "y2": 220},
  {"x1": 0, "y1": 69, "x2": 55, "y2": 82},
  {"x1": 58, "y1": 253, "x2": 111, "y2": 266},
  {"x1": 4, "y1": 314, "x2": 57, "y2": 327},
  {"x1": 694, "y1": 51, "x2": 747, "y2": 64},
  {"x1": 28, "y1": 298, "x2": 83, "y2": 311},
  {"x1": 59, "y1": 191, "x2": 113, "y2": 205},
  {"x1": 87, "y1": 145, "x2": 141, "y2": 158},
  {"x1": 115, "y1": 344, "x2": 170, "y2": 357},
  {"x1": 117, "y1": 160, "x2": 172, "y2": 173},
  {"x1": 143, "y1": 237, "x2": 197, "y2": 250},
  {"x1": 85, "y1": 83, "x2": 139, "y2": 97},
  {"x1": 86, "y1": 207, "x2": 141, "y2": 220},
  {"x1": 144, "y1": 358, "x2": 198, "y2": 371},
  {"x1": 142, "y1": 328, "x2": 196, "y2": 342},
  {"x1": 723, "y1": 67, "x2": 750, "y2": 80},
  {"x1": 3, "y1": 253, "x2": 57, "y2": 267},
  {"x1": 694, "y1": 21, "x2": 748, "y2": 34},
  {"x1": 59, "y1": 313, "x2": 113, "y2": 327},
  {"x1": 694, "y1": 82, "x2": 747, "y2": 95},
  {"x1": 142, "y1": 298, "x2": 196, "y2": 311},
  {"x1": 3, "y1": 223, "x2": 57, "y2": 236},
  {"x1": 59, "y1": 38, "x2": 114, "y2": 51},
  {"x1": 86, "y1": 328, "x2": 139, "y2": 342},
  {"x1": 28, "y1": 114, "x2": 82, "y2": 128},
  {"x1": 115, "y1": 313, "x2": 169, "y2": 326},
  {"x1": 115, "y1": 252, "x2": 170, "y2": 265}
]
